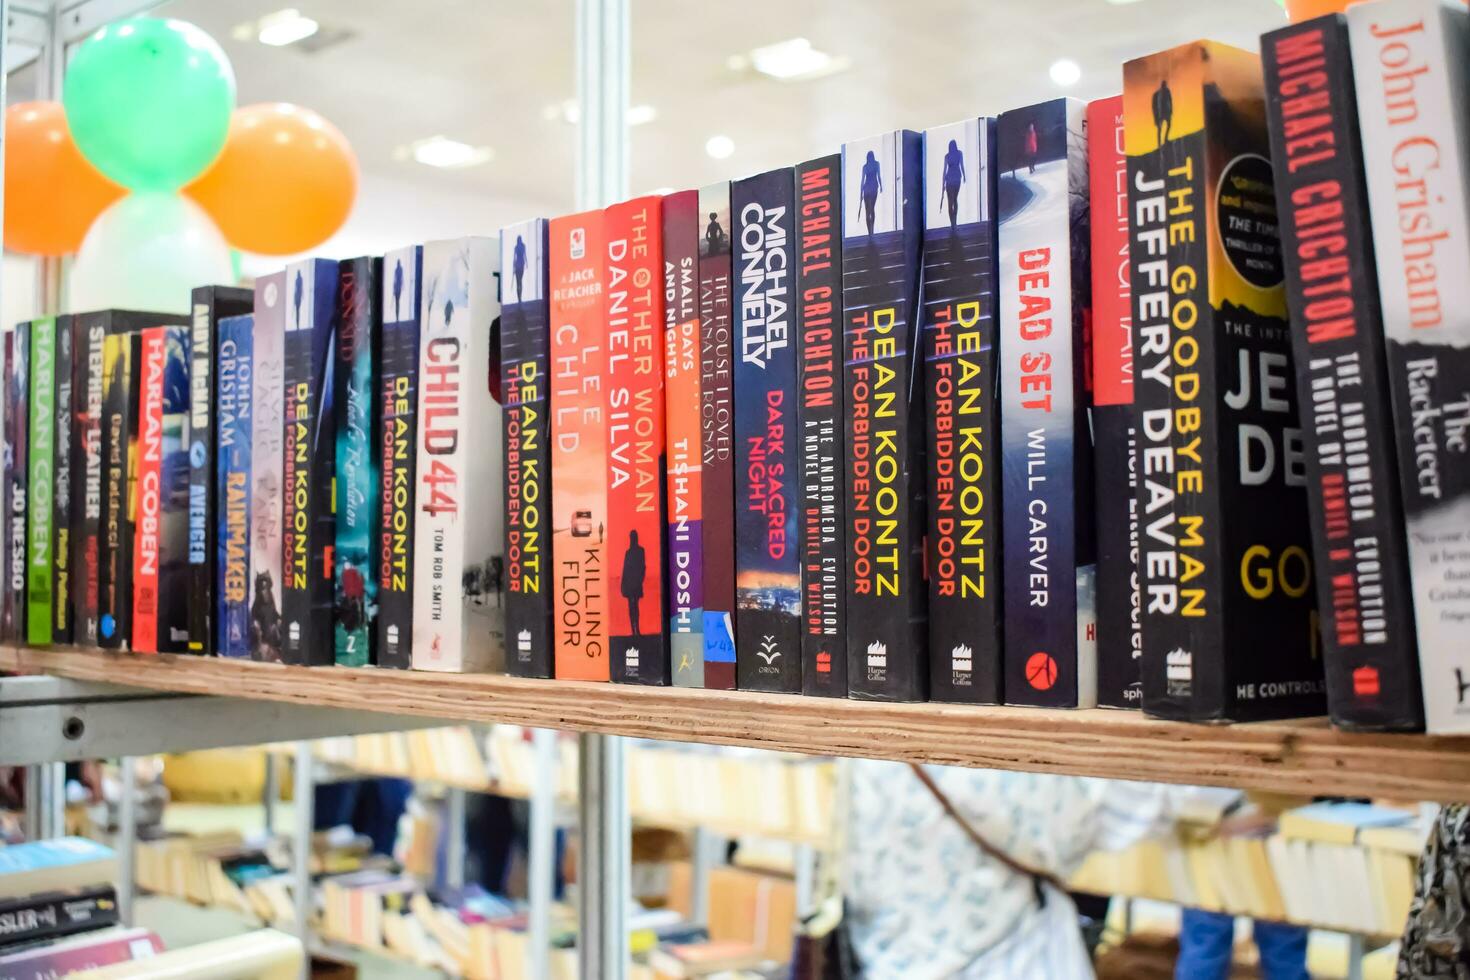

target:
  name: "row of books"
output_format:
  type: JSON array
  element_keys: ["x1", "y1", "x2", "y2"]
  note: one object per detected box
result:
[{"x1": 492, "y1": 0, "x2": 1470, "y2": 731}]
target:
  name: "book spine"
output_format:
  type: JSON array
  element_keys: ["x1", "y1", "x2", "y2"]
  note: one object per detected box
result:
[
  {"x1": 216, "y1": 315, "x2": 254, "y2": 658},
  {"x1": 52, "y1": 317, "x2": 73, "y2": 643},
  {"x1": 72, "y1": 317, "x2": 105, "y2": 646},
  {"x1": 502, "y1": 221, "x2": 555, "y2": 678},
  {"x1": 7, "y1": 327, "x2": 26, "y2": 644},
  {"x1": 186, "y1": 295, "x2": 215, "y2": 653},
  {"x1": 98, "y1": 332, "x2": 135, "y2": 648},
  {"x1": 697, "y1": 183, "x2": 737, "y2": 690},
  {"x1": 1348, "y1": 0, "x2": 1470, "y2": 731},
  {"x1": 842, "y1": 132, "x2": 928, "y2": 701},
  {"x1": 250, "y1": 273, "x2": 287, "y2": 662},
  {"x1": 1264, "y1": 15, "x2": 1424, "y2": 730},
  {"x1": 795, "y1": 156, "x2": 847, "y2": 697},
  {"x1": 334, "y1": 258, "x2": 379, "y2": 668},
  {"x1": 662, "y1": 194, "x2": 705, "y2": 687},
  {"x1": 1089, "y1": 96, "x2": 1142, "y2": 709},
  {"x1": 412, "y1": 238, "x2": 502, "y2": 672},
  {"x1": 131, "y1": 328, "x2": 166, "y2": 653},
  {"x1": 376, "y1": 246, "x2": 421, "y2": 669},
  {"x1": 0, "y1": 888, "x2": 119, "y2": 947},
  {"x1": 1, "y1": 329, "x2": 18, "y2": 643},
  {"x1": 606, "y1": 197, "x2": 669, "y2": 685},
  {"x1": 922, "y1": 120, "x2": 1002, "y2": 704},
  {"x1": 733, "y1": 169, "x2": 802, "y2": 693},
  {"x1": 159, "y1": 326, "x2": 191, "y2": 653},
  {"x1": 550, "y1": 213, "x2": 611, "y2": 681},
  {"x1": 27, "y1": 317, "x2": 55, "y2": 645}
]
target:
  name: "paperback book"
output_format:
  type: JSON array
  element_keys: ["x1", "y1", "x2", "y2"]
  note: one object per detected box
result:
[
  {"x1": 1124, "y1": 40, "x2": 1323, "y2": 721},
  {"x1": 733, "y1": 168, "x2": 802, "y2": 693},
  {"x1": 1088, "y1": 95, "x2": 1142, "y2": 709},
  {"x1": 52, "y1": 315, "x2": 73, "y2": 644},
  {"x1": 550, "y1": 211, "x2": 610, "y2": 681},
  {"x1": 334, "y1": 257, "x2": 380, "y2": 667},
  {"x1": 186, "y1": 286, "x2": 253, "y2": 654},
  {"x1": 842, "y1": 131, "x2": 927, "y2": 702},
  {"x1": 1347, "y1": 0, "x2": 1470, "y2": 732},
  {"x1": 216, "y1": 314, "x2": 254, "y2": 658},
  {"x1": 27, "y1": 316, "x2": 56, "y2": 646},
  {"x1": 921, "y1": 119, "x2": 1002, "y2": 704},
  {"x1": 605, "y1": 196, "x2": 669, "y2": 685},
  {"x1": 376, "y1": 245, "x2": 422, "y2": 669},
  {"x1": 697, "y1": 182, "x2": 738, "y2": 690},
  {"x1": 0, "y1": 886, "x2": 118, "y2": 947},
  {"x1": 412, "y1": 236, "x2": 504, "y2": 672},
  {"x1": 663, "y1": 192, "x2": 706, "y2": 688},
  {"x1": 250, "y1": 272, "x2": 287, "y2": 662},
  {"x1": 2, "y1": 328, "x2": 24, "y2": 642},
  {"x1": 281, "y1": 258, "x2": 339, "y2": 666},
  {"x1": 1263, "y1": 14, "x2": 1423, "y2": 731},
  {"x1": 98, "y1": 332, "x2": 139, "y2": 649},
  {"x1": 997, "y1": 98, "x2": 1097, "y2": 709},
  {"x1": 69, "y1": 315, "x2": 107, "y2": 647},
  {"x1": 795, "y1": 155, "x2": 847, "y2": 698},
  {"x1": 501, "y1": 219, "x2": 554, "y2": 678}
]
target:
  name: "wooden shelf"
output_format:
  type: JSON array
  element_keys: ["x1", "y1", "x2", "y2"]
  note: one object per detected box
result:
[{"x1": 6, "y1": 645, "x2": 1470, "y2": 802}]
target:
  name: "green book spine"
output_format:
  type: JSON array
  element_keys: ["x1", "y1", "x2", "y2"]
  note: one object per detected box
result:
[{"x1": 27, "y1": 317, "x2": 55, "y2": 644}]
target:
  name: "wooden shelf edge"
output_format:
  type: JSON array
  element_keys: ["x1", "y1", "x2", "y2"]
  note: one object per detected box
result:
[{"x1": 7, "y1": 645, "x2": 1470, "y2": 802}]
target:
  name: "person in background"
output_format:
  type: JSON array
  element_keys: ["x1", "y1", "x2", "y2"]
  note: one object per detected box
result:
[{"x1": 315, "y1": 778, "x2": 412, "y2": 857}]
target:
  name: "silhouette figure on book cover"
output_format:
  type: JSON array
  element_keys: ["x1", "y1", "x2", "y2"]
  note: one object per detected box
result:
[
  {"x1": 1153, "y1": 78, "x2": 1173, "y2": 147},
  {"x1": 705, "y1": 212, "x2": 727, "y2": 253},
  {"x1": 621, "y1": 529, "x2": 645, "y2": 636},
  {"x1": 252, "y1": 570, "x2": 282, "y2": 660},
  {"x1": 392, "y1": 260, "x2": 404, "y2": 320},
  {"x1": 858, "y1": 150, "x2": 883, "y2": 237},
  {"x1": 293, "y1": 270, "x2": 304, "y2": 328},
  {"x1": 512, "y1": 235, "x2": 527, "y2": 303},
  {"x1": 940, "y1": 139, "x2": 966, "y2": 229}
]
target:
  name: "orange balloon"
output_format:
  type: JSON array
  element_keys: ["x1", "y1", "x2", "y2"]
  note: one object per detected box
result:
[
  {"x1": 1284, "y1": 0, "x2": 1350, "y2": 21},
  {"x1": 185, "y1": 103, "x2": 358, "y2": 256},
  {"x1": 4, "y1": 101, "x2": 124, "y2": 256}
]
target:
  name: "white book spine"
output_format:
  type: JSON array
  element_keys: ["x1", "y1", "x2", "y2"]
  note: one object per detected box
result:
[
  {"x1": 412, "y1": 237, "x2": 504, "y2": 672},
  {"x1": 1349, "y1": 0, "x2": 1470, "y2": 732},
  {"x1": 249, "y1": 273, "x2": 286, "y2": 663}
]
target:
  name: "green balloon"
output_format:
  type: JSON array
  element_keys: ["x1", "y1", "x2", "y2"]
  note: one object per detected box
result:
[{"x1": 63, "y1": 18, "x2": 235, "y2": 192}]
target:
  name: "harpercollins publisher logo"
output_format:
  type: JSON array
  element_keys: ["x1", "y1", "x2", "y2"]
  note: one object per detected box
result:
[
  {"x1": 951, "y1": 643, "x2": 973, "y2": 676},
  {"x1": 866, "y1": 640, "x2": 887, "y2": 669},
  {"x1": 517, "y1": 629, "x2": 532, "y2": 660},
  {"x1": 570, "y1": 227, "x2": 586, "y2": 260},
  {"x1": 1166, "y1": 648, "x2": 1192, "y2": 698},
  {"x1": 626, "y1": 646, "x2": 640, "y2": 674}
]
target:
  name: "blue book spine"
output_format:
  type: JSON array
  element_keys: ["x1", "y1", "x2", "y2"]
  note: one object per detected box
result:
[
  {"x1": 216, "y1": 314, "x2": 254, "y2": 658},
  {"x1": 333, "y1": 258, "x2": 380, "y2": 667}
]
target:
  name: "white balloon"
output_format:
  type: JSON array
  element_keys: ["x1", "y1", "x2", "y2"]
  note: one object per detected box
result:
[{"x1": 69, "y1": 191, "x2": 234, "y2": 314}]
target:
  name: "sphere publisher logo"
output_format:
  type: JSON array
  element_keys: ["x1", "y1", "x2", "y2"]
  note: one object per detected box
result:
[{"x1": 1025, "y1": 652, "x2": 1057, "y2": 691}]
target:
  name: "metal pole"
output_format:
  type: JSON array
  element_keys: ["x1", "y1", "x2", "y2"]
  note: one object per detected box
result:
[
  {"x1": 1347, "y1": 934, "x2": 1365, "y2": 980},
  {"x1": 117, "y1": 756, "x2": 137, "y2": 926},
  {"x1": 291, "y1": 741, "x2": 314, "y2": 956},
  {"x1": 528, "y1": 728, "x2": 557, "y2": 980},
  {"x1": 35, "y1": 2, "x2": 65, "y2": 314},
  {"x1": 445, "y1": 785, "x2": 467, "y2": 891},
  {"x1": 573, "y1": 0, "x2": 629, "y2": 975},
  {"x1": 263, "y1": 753, "x2": 278, "y2": 836},
  {"x1": 47, "y1": 761, "x2": 65, "y2": 837},
  {"x1": 21, "y1": 765, "x2": 42, "y2": 840},
  {"x1": 690, "y1": 826, "x2": 715, "y2": 929},
  {"x1": 794, "y1": 843, "x2": 816, "y2": 920}
]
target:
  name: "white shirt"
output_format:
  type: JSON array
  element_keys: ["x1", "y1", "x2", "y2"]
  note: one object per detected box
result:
[{"x1": 845, "y1": 761, "x2": 1185, "y2": 980}]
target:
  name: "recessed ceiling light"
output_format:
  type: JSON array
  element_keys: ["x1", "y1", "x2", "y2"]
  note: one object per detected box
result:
[
  {"x1": 1103, "y1": 0, "x2": 1146, "y2": 5},
  {"x1": 254, "y1": 8, "x2": 319, "y2": 47},
  {"x1": 1049, "y1": 58, "x2": 1082, "y2": 87},
  {"x1": 627, "y1": 104, "x2": 658, "y2": 126},
  {"x1": 542, "y1": 99, "x2": 656, "y2": 126},
  {"x1": 407, "y1": 135, "x2": 493, "y2": 169},
  {"x1": 746, "y1": 37, "x2": 848, "y2": 81},
  {"x1": 705, "y1": 135, "x2": 735, "y2": 160}
]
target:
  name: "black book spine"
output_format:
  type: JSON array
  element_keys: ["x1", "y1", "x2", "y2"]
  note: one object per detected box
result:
[
  {"x1": 4, "y1": 327, "x2": 27, "y2": 642},
  {"x1": 922, "y1": 119, "x2": 1003, "y2": 704},
  {"x1": 52, "y1": 316, "x2": 74, "y2": 643},
  {"x1": 795, "y1": 155, "x2": 848, "y2": 697},
  {"x1": 0, "y1": 887, "x2": 118, "y2": 948},
  {"x1": 376, "y1": 246, "x2": 422, "y2": 669},
  {"x1": 842, "y1": 131, "x2": 928, "y2": 702},
  {"x1": 1263, "y1": 16, "x2": 1423, "y2": 730},
  {"x1": 71, "y1": 316, "x2": 106, "y2": 646},
  {"x1": 98, "y1": 331, "x2": 139, "y2": 649}
]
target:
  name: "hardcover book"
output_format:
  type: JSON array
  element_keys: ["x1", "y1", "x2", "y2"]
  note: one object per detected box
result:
[
  {"x1": 550, "y1": 211, "x2": 610, "y2": 681},
  {"x1": 921, "y1": 119, "x2": 1002, "y2": 704},
  {"x1": 185, "y1": 286, "x2": 253, "y2": 654},
  {"x1": 2, "y1": 328, "x2": 23, "y2": 642},
  {"x1": 69, "y1": 315, "x2": 108, "y2": 646},
  {"x1": 131, "y1": 325, "x2": 191, "y2": 653},
  {"x1": 842, "y1": 131, "x2": 927, "y2": 702},
  {"x1": 1125, "y1": 40, "x2": 1323, "y2": 721},
  {"x1": 663, "y1": 193, "x2": 705, "y2": 688},
  {"x1": 250, "y1": 272, "x2": 287, "y2": 662},
  {"x1": 334, "y1": 257, "x2": 380, "y2": 667},
  {"x1": 98, "y1": 332, "x2": 139, "y2": 649},
  {"x1": 605, "y1": 195, "x2": 669, "y2": 685},
  {"x1": 501, "y1": 219, "x2": 554, "y2": 678},
  {"x1": 376, "y1": 245, "x2": 422, "y2": 669},
  {"x1": 733, "y1": 168, "x2": 802, "y2": 693},
  {"x1": 795, "y1": 155, "x2": 848, "y2": 698},
  {"x1": 697, "y1": 182, "x2": 738, "y2": 690},
  {"x1": 997, "y1": 98, "x2": 1097, "y2": 709},
  {"x1": 216, "y1": 314, "x2": 254, "y2": 658},
  {"x1": 1088, "y1": 95, "x2": 1142, "y2": 709},
  {"x1": 412, "y1": 236, "x2": 504, "y2": 673},
  {"x1": 27, "y1": 316, "x2": 56, "y2": 646},
  {"x1": 1264, "y1": 14, "x2": 1424, "y2": 731},
  {"x1": 1348, "y1": 0, "x2": 1470, "y2": 732},
  {"x1": 51, "y1": 316, "x2": 73, "y2": 644},
  {"x1": 281, "y1": 258, "x2": 339, "y2": 666}
]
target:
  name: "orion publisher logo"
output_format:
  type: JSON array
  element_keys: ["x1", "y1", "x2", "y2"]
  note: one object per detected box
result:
[
  {"x1": 1166, "y1": 648, "x2": 1192, "y2": 698},
  {"x1": 570, "y1": 228, "x2": 586, "y2": 260},
  {"x1": 757, "y1": 635, "x2": 781, "y2": 665}
]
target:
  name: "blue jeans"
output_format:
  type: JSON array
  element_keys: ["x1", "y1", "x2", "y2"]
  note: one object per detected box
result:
[{"x1": 1176, "y1": 908, "x2": 1309, "y2": 980}]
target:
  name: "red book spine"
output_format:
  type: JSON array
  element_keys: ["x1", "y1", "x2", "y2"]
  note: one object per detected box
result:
[
  {"x1": 131, "y1": 327, "x2": 166, "y2": 653},
  {"x1": 604, "y1": 195, "x2": 669, "y2": 684}
]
